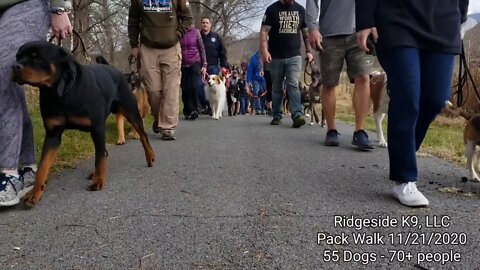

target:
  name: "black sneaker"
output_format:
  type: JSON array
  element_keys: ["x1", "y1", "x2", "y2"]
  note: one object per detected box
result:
[
  {"x1": 270, "y1": 118, "x2": 281, "y2": 125},
  {"x1": 352, "y1": 130, "x2": 374, "y2": 150},
  {"x1": 324, "y1": 129, "x2": 340, "y2": 146},
  {"x1": 152, "y1": 120, "x2": 160, "y2": 134},
  {"x1": 191, "y1": 111, "x2": 199, "y2": 119},
  {"x1": 292, "y1": 115, "x2": 306, "y2": 128}
]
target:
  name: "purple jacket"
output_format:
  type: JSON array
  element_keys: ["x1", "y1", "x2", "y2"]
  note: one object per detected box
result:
[{"x1": 180, "y1": 27, "x2": 207, "y2": 68}]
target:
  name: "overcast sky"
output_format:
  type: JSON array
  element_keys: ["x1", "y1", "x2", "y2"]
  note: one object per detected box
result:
[{"x1": 252, "y1": 0, "x2": 480, "y2": 32}]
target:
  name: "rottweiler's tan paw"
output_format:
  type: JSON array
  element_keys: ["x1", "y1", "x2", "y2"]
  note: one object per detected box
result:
[{"x1": 23, "y1": 191, "x2": 41, "y2": 209}]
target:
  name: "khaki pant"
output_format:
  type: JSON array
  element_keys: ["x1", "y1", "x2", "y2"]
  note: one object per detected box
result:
[{"x1": 140, "y1": 43, "x2": 182, "y2": 134}]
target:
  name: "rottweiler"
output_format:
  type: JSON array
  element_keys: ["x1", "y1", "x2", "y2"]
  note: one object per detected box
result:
[{"x1": 12, "y1": 41, "x2": 155, "y2": 208}]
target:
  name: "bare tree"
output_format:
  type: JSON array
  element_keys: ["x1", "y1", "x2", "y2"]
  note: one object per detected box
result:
[
  {"x1": 191, "y1": 0, "x2": 268, "y2": 39},
  {"x1": 64, "y1": 0, "x2": 268, "y2": 67}
]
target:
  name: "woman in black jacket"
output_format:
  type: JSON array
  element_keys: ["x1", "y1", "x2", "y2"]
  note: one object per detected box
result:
[{"x1": 355, "y1": 0, "x2": 469, "y2": 207}]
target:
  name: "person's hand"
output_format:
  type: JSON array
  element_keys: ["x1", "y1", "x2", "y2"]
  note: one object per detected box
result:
[
  {"x1": 221, "y1": 67, "x2": 229, "y2": 76},
  {"x1": 201, "y1": 67, "x2": 207, "y2": 75},
  {"x1": 51, "y1": 13, "x2": 72, "y2": 40},
  {"x1": 261, "y1": 50, "x2": 272, "y2": 64},
  {"x1": 309, "y1": 29, "x2": 323, "y2": 51},
  {"x1": 357, "y1": 27, "x2": 378, "y2": 53},
  {"x1": 306, "y1": 52, "x2": 314, "y2": 63},
  {"x1": 131, "y1": 47, "x2": 141, "y2": 60}
]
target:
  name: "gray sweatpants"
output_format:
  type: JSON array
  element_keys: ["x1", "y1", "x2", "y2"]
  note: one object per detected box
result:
[{"x1": 0, "y1": 0, "x2": 50, "y2": 169}]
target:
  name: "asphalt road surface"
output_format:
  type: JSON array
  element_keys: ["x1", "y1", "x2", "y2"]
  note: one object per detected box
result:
[{"x1": 1, "y1": 115, "x2": 479, "y2": 270}]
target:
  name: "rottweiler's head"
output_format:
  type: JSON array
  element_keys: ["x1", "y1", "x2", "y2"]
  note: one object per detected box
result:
[{"x1": 13, "y1": 41, "x2": 76, "y2": 95}]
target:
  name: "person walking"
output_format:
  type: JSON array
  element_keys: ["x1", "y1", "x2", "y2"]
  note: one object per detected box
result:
[
  {"x1": 306, "y1": 0, "x2": 374, "y2": 149},
  {"x1": 356, "y1": 0, "x2": 469, "y2": 206},
  {"x1": 260, "y1": 0, "x2": 313, "y2": 128},
  {"x1": 247, "y1": 51, "x2": 266, "y2": 115},
  {"x1": 128, "y1": 0, "x2": 193, "y2": 140},
  {"x1": 180, "y1": 23, "x2": 207, "y2": 120},
  {"x1": 199, "y1": 16, "x2": 229, "y2": 114},
  {"x1": 0, "y1": 0, "x2": 72, "y2": 206}
]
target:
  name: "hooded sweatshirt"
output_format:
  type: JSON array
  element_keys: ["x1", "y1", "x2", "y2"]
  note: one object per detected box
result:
[
  {"x1": 355, "y1": 0, "x2": 469, "y2": 54},
  {"x1": 128, "y1": 0, "x2": 193, "y2": 49}
]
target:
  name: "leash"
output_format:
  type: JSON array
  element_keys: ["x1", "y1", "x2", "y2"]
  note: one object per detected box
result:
[
  {"x1": 452, "y1": 43, "x2": 480, "y2": 107},
  {"x1": 128, "y1": 55, "x2": 141, "y2": 73},
  {"x1": 202, "y1": 72, "x2": 210, "y2": 85},
  {"x1": 48, "y1": 29, "x2": 90, "y2": 62},
  {"x1": 303, "y1": 60, "x2": 314, "y2": 87}
]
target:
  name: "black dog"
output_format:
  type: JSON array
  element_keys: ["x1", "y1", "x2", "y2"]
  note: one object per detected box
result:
[
  {"x1": 303, "y1": 63, "x2": 325, "y2": 126},
  {"x1": 12, "y1": 41, "x2": 155, "y2": 208}
]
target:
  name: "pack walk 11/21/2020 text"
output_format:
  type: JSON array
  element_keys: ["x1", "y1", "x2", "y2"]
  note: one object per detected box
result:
[{"x1": 316, "y1": 214, "x2": 468, "y2": 266}]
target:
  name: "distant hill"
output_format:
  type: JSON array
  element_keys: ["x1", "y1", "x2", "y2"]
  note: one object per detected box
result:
[
  {"x1": 469, "y1": 13, "x2": 480, "y2": 23},
  {"x1": 226, "y1": 36, "x2": 259, "y2": 65},
  {"x1": 465, "y1": 13, "x2": 480, "y2": 60}
]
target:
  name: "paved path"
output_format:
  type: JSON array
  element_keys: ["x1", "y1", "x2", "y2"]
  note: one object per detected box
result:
[{"x1": 1, "y1": 115, "x2": 479, "y2": 270}]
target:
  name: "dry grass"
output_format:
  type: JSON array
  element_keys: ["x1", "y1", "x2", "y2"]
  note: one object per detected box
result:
[{"x1": 335, "y1": 73, "x2": 467, "y2": 165}]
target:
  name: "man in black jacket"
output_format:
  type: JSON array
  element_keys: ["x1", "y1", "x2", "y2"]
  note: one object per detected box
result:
[{"x1": 199, "y1": 16, "x2": 229, "y2": 114}]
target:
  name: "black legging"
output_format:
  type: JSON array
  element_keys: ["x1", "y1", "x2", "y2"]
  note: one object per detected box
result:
[{"x1": 181, "y1": 63, "x2": 201, "y2": 116}]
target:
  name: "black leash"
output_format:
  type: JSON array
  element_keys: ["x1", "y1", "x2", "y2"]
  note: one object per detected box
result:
[
  {"x1": 452, "y1": 43, "x2": 480, "y2": 107},
  {"x1": 48, "y1": 29, "x2": 90, "y2": 62},
  {"x1": 303, "y1": 60, "x2": 314, "y2": 87},
  {"x1": 128, "y1": 55, "x2": 141, "y2": 73}
]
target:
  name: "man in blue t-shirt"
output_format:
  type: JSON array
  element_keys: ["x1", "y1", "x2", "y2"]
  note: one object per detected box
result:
[{"x1": 260, "y1": 0, "x2": 313, "y2": 128}]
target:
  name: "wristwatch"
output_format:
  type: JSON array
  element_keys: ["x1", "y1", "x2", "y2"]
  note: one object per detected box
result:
[{"x1": 51, "y1": 6, "x2": 66, "y2": 15}]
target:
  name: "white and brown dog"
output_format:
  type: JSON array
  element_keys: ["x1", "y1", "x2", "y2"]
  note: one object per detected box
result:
[
  {"x1": 206, "y1": 74, "x2": 227, "y2": 120},
  {"x1": 369, "y1": 71, "x2": 389, "y2": 147},
  {"x1": 446, "y1": 102, "x2": 480, "y2": 182}
]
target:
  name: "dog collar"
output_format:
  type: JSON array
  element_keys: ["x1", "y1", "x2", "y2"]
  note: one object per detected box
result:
[{"x1": 56, "y1": 70, "x2": 76, "y2": 97}]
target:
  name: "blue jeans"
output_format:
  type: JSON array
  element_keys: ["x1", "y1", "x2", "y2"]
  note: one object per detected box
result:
[
  {"x1": 377, "y1": 47, "x2": 454, "y2": 182},
  {"x1": 268, "y1": 56, "x2": 303, "y2": 119},
  {"x1": 252, "y1": 81, "x2": 264, "y2": 112},
  {"x1": 240, "y1": 95, "x2": 249, "y2": 115},
  {"x1": 198, "y1": 65, "x2": 220, "y2": 108}
]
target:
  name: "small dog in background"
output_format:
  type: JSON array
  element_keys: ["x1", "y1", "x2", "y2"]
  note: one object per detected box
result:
[
  {"x1": 95, "y1": 56, "x2": 150, "y2": 145},
  {"x1": 302, "y1": 63, "x2": 325, "y2": 126},
  {"x1": 369, "y1": 71, "x2": 389, "y2": 147},
  {"x1": 446, "y1": 102, "x2": 480, "y2": 182},
  {"x1": 206, "y1": 74, "x2": 227, "y2": 120},
  {"x1": 121, "y1": 71, "x2": 150, "y2": 143}
]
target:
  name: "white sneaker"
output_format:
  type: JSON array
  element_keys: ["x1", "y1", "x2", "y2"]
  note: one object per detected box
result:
[
  {"x1": 392, "y1": 182, "x2": 429, "y2": 207},
  {"x1": 0, "y1": 173, "x2": 30, "y2": 207}
]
